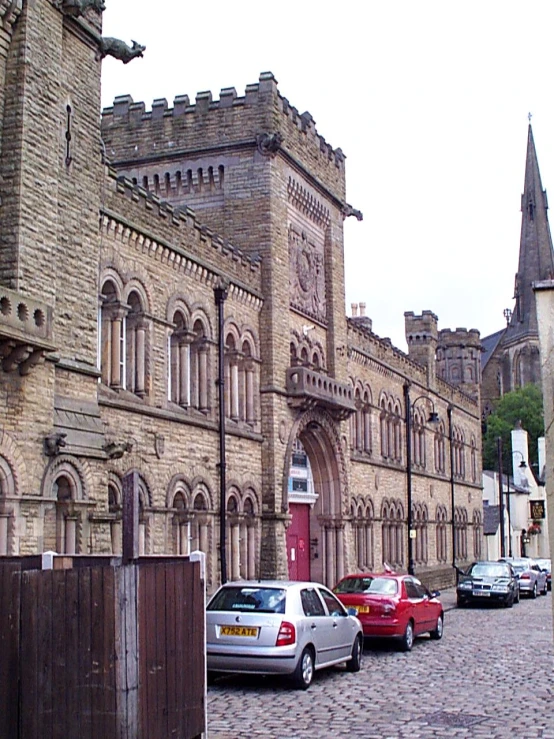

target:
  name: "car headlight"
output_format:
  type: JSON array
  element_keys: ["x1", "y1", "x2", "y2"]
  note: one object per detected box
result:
[
  {"x1": 491, "y1": 585, "x2": 509, "y2": 592},
  {"x1": 458, "y1": 582, "x2": 472, "y2": 590}
]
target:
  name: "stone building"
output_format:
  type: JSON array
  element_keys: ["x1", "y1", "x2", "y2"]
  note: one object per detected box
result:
[
  {"x1": 0, "y1": 0, "x2": 483, "y2": 592},
  {"x1": 481, "y1": 124, "x2": 554, "y2": 417}
]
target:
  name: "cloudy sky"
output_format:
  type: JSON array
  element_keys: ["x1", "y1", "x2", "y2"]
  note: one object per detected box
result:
[{"x1": 100, "y1": 1, "x2": 554, "y2": 351}]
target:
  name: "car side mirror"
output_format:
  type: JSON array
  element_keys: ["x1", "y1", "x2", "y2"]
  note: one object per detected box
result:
[{"x1": 430, "y1": 590, "x2": 440, "y2": 598}]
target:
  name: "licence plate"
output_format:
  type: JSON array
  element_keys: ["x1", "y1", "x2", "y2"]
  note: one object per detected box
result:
[
  {"x1": 474, "y1": 591, "x2": 490, "y2": 597},
  {"x1": 356, "y1": 605, "x2": 370, "y2": 614},
  {"x1": 220, "y1": 626, "x2": 259, "y2": 637}
]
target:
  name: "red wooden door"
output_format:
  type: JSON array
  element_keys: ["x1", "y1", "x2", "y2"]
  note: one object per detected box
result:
[{"x1": 287, "y1": 504, "x2": 311, "y2": 581}]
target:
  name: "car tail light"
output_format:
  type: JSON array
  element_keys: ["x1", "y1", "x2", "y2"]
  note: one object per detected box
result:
[
  {"x1": 520, "y1": 574, "x2": 531, "y2": 580},
  {"x1": 382, "y1": 601, "x2": 397, "y2": 616},
  {"x1": 276, "y1": 621, "x2": 296, "y2": 647}
]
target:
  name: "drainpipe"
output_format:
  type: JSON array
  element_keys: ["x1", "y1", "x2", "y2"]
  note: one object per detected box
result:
[
  {"x1": 447, "y1": 405, "x2": 456, "y2": 571},
  {"x1": 214, "y1": 280, "x2": 228, "y2": 584}
]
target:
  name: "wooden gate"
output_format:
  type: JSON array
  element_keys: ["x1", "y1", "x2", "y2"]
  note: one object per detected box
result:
[{"x1": 0, "y1": 557, "x2": 205, "y2": 739}]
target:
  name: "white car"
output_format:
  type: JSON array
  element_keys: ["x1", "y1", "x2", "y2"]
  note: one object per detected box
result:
[
  {"x1": 206, "y1": 580, "x2": 363, "y2": 689},
  {"x1": 500, "y1": 558, "x2": 548, "y2": 598}
]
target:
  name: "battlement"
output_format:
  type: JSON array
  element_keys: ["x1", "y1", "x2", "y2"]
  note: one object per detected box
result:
[
  {"x1": 438, "y1": 327, "x2": 481, "y2": 348},
  {"x1": 404, "y1": 311, "x2": 439, "y2": 344},
  {"x1": 101, "y1": 72, "x2": 346, "y2": 199}
]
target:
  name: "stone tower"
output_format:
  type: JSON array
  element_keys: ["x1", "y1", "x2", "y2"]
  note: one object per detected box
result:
[
  {"x1": 481, "y1": 124, "x2": 554, "y2": 415},
  {"x1": 436, "y1": 328, "x2": 482, "y2": 399},
  {"x1": 404, "y1": 311, "x2": 438, "y2": 387}
]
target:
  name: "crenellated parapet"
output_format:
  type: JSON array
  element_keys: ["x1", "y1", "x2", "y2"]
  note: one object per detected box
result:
[
  {"x1": 101, "y1": 72, "x2": 347, "y2": 200},
  {"x1": 436, "y1": 327, "x2": 482, "y2": 393},
  {"x1": 105, "y1": 170, "x2": 263, "y2": 304}
]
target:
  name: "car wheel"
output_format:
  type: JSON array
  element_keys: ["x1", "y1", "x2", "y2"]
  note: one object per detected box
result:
[
  {"x1": 541, "y1": 583, "x2": 548, "y2": 596},
  {"x1": 292, "y1": 646, "x2": 315, "y2": 690},
  {"x1": 456, "y1": 596, "x2": 466, "y2": 608},
  {"x1": 207, "y1": 671, "x2": 218, "y2": 686},
  {"x1": 430, "y1": 614, "x2": 443, "y2": 640},
  {"x1": 514, "y1": 588, "x2": 520, "y2": 604},
  {"x1": 399, "y1": 621, "x2": 414, "y2": 652},
  {"x1": 531, "y1": 583, "x2": 537, "y2": 599},
  {"x1": 504, "y1": 593, "x2": 514, "y2": 608},
  {"x1": 346, "y1": 634, "x2": 362, "y2": 672}
]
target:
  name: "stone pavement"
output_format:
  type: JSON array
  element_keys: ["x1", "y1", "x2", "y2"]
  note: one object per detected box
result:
[{"x1": 207, "y1": 589, "x2": 554, "y2": 739}]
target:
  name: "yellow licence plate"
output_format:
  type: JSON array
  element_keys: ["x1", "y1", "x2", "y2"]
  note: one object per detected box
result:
[
  {"x1": 220, "y1": 626, "x2": 259, "y2": 637},
  {"x1": 356, "y1": 605, "x2": 370, "y2": 614}
]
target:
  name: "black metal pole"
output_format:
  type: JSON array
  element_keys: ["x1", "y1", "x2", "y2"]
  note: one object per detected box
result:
[
  {"x1": 497, "y1": 436, "x2": 505, "y2": 559},
  {"x1": 404, "y1": 383, "x2": 414, "y2": 575},
  {"x1": 447, "y1": 406, "x2": 456, "y2": 569},
  {"x1": 214, "y1": 281, "x2": 228, "y2": 584},
  {"x1": 506, "y1": 474, "x2": 512, "y2": 557}
]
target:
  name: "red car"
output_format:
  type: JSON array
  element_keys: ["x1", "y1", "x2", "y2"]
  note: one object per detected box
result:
[{"x1": 333, "y1": 572, "x2": 444, "y2": 651}]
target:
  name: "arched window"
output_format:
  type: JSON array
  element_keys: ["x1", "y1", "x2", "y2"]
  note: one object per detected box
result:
[
  {"x1": 0, "y1": 456, "x2": 15, "y2": 555},
  {"x1": 190, "y1": 319, "x2": 210, "y2": 413},
  {"x1": 224, "y1": 334, "x2": 239, "y2": 422},
  {"x1": 470, "y1": 437, "x2": 477, "y2": 483},
  {"x1": 452, "y1": 427, "x2": 466, "y2": 479},
  {"x1": 54, "y1": 473, "x2": 78, "y2": 554},
  {"x1": 169, "y1": 310, "x2": 191, "y2": 408},
  {"x1": 412, "y1": 410, "x2": 426, "y2": 469},
  {"x1": 99, "y1": 278, "x2": 125, "y2": 389},
  {"x1": 240, "y1": 340, "x2": 256, "y2": 426},
  {"x1": 473, "y1": 510, "x2": 482, "y2": 559},
  {"x1": 414, "y1": 503, "x2": 428, "y2": 564},
  {"x1": 381, "y1": 499, "x2": 403, "y2": 569},
  {"x1": 435, "y1": 505, "x2": 448, "y2": 563},
  {"x1": 454, "y1": 506, "x2": 468, "y2": 561},
  {"x1": 108, "y1": 479, "x2": 122, "y2": 554},
  {"x1": 125, "y1": 290, "x2": 147, "y2": 397},
  {"x1": 434, "y1": 422, "x2": 446, "y2": 474}
]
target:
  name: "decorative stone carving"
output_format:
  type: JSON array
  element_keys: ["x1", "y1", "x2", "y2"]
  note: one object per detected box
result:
[
  {"x1": 104, "y1": 440, "x2": 134, "y2": 459},
  {"x1": 289, "y1": 225, "x2": 326, "y2": 323},
  {"x1": 54, "y1": 0, "x2": 105, "y2": 16},
  {"x1": 0, "y1": 0, "x2": 22, "y2": 31},
  {"x1": 256, "y1": 132, "x2": 283, "y2": 157},
  {"x1": 98, "y1": 38, "x2": 146, "y2": 64},
  {"x1": 342, "y1": 203, "x2": 363, "y2": 221},
  {"x1": 44, "y1": 432, "x2": 67, "y2": 457}
]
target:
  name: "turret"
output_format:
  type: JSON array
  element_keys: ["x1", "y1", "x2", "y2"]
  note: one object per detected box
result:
[
  {"x1": 437, "y1": 327, "x2": 482, "y2": 399},
  {"x1": 404, "y1": 311, "x2": 438, "y2": 387}
]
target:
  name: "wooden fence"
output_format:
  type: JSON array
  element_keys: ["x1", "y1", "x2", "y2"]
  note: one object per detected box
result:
[{"x1": 0, "y1": 556, "x2": 205, "y2": 739}]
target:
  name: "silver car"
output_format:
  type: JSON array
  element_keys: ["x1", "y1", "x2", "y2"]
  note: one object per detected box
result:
[
  {"x1": 501, "y1": 558, "x2": 548, "y2": 598},
  {"x1": 206, "y1": 580, "x2": 363, "y2": 689}
]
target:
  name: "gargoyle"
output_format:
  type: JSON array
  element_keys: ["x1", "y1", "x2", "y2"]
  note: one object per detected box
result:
[
  {"x1": 104, "y1": 440, "x2": 134, "y2": 460},
  {"x1": 44, "y1": 432, "x2": 67, "y2": 457},
  {"x1": 342, "y1": 203, "x2": 363, "y2": 221},
  {"x1": 54, "y1": 0, "x2": 105, "y2": 16},
  {"x1": 256, "y1": 131, "x2": 283, "y2": 157},
  {"x1": 99, "y1": 38, "x2": 145, "y2": 64}
]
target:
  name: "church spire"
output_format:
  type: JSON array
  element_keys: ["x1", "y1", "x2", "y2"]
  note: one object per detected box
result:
[{"x1": 507, "y1": 123, "x2": 554, "y2": 340}]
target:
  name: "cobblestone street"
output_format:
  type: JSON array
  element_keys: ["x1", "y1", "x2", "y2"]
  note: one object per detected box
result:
[{"x1": 207, "y1": 591, "x2": 554, "y2": 738}]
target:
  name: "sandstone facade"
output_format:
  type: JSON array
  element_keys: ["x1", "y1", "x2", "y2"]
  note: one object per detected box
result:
[{"x1": 0, "y1": 0, "x2": 483, "y2": 593}]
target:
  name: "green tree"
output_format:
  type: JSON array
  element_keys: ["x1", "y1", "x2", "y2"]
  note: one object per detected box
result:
[{"x1": 482, "y1": 384, "x2": 544, "y2": 474}]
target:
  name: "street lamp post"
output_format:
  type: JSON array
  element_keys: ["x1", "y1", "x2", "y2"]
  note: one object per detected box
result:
[
  {"x1": 507, "y1": 450, "x2": 527, "y2": 558},
  {"x1": 497, "y1": 437, "x2": 506, "y2": 558},
  {"x1": 404, "y1": 383, "x2": 439, "y2": 576},
  {"x1": 447, "y1": 405, "x2": 456, "y2": 570}
]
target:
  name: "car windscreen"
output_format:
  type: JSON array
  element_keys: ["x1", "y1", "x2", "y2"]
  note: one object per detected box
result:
[
  {"x1": 207, "y1": 586, "x2": 287, "y2": 613},
  {"x1": 511, "y1": 564, "x2": 529, "y2": 574},
  {"x1": 469, "y1": 564, "x2": 511, "y2": 578},
  {"x1": 334, "y1": 577, "x2": 398, "y2": 595}
]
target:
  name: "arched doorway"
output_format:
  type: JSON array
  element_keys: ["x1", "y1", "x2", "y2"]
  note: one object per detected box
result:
[{"x1": 284, "y1": 412, "x2": 348, "y2": 587}]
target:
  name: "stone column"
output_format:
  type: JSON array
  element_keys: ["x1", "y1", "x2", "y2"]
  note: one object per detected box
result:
[
  {"x1": 198, "y1": 342, "x2": 209, "y2": 412},
  {"x1": 230, "y1": 354, "x2": 240, "y2": 421},
  {"x1": 110, "y1": 313, "x2": 123, "y2": 388},
  {"x1": 244, "y1": 358, "x2": 255, "y2": 424},
  {"x1": 336, "y1": 525, "x2": 344, "y2": 582},
  {"x1": 65, "y1": 516, "x2": 77, "y2": 555},
  {"x1": 231, "y1": 519, "x2": 240, "y2": 580},
  {"x1": 179, "y1": 341, "x2": 190, "y2": 407},
  {"x1": 325, "y1": 526, "x2": 334, "y2": 586},
  {"x1": 247, "y1": 523, "x2": 256, "y2": 579},
  {"x1": 135, "y1": 320, "x2": 147, "y2": 397},
  {"x1": 0, "y1": 513, "x2": 9, "y2": 555},
  {"x1": 366, "y1": 526, "x2": 373, "y2": 568}
]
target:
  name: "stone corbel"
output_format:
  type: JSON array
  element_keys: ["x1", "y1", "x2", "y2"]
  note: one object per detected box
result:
[
  {"x1": 52, "y1": 0, "x2": 105, "y2": 17},
  {"x1": 104, "y1": 440, "x2": 134, "y2": 460},
  {"x1": 44, "y1": 432, "x2": 67, "y2": 457},
  {"x1": 0, "y1": 0, "x2": 22, "y2": 31}
]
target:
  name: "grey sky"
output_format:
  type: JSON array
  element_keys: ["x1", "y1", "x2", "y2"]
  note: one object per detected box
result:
[{"x1": 101, "y1": 0, "x2": 554, "y2": 350}]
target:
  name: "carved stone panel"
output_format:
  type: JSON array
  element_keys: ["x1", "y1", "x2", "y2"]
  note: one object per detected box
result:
[{"x1": 289, "y1": 224, "x2": 326, "y2": 324}]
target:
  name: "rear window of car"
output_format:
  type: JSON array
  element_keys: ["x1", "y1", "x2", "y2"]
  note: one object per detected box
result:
[
  {"x1": 207, "y1": 586, "x2": 286, "y2": 613},
  {"x1": 334, "y1": 577, "x2": 398, "y2": 595},
  {"x1": 469, "y1": 564, "x2": 510, "y2": 578}
]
